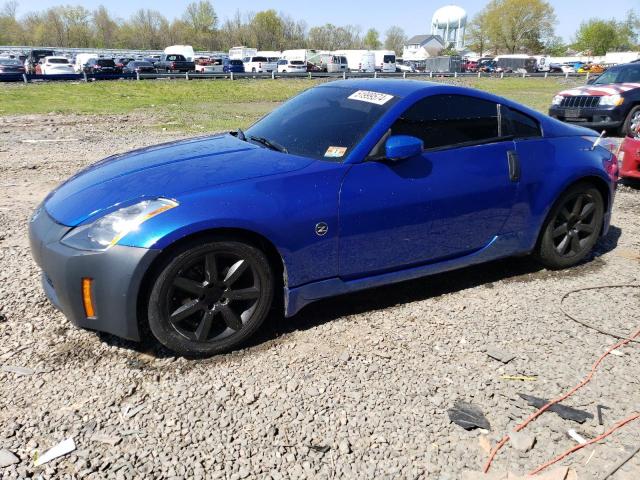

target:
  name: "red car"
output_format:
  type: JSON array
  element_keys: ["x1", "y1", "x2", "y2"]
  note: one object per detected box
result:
[{"x1": 619, "y1": 136, "x2": 640, "y2": 180}]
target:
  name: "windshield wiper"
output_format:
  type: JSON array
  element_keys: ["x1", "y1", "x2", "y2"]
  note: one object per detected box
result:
[
  {"x1": 248, "y1": 135, "x2": 288, "y2": 153},
  {"x1": 233, "y1": 128, "x2": 246, "y2": 141}
]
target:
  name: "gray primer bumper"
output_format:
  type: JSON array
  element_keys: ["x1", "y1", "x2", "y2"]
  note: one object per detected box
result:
[{"x1": 29, "y1": 209, "x2": 160, "y2": 341}]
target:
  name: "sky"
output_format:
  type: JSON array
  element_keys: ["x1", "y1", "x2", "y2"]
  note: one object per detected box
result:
[{"x1": 14, "y1": 0, "x2": 638, "y2": 42}]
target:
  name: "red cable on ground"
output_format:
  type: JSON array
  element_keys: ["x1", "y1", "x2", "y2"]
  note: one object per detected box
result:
[
  {"x1": 483, "y1": 326, "x2": 640, "y2": 474},
  {"x1": 528, "y1": 413, "x2": 640, "y2": 476}
]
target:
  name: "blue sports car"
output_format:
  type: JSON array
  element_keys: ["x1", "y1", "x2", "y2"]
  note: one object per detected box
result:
[{"x1": 29, "y1": 79, "x2": 618, "y2": 355}]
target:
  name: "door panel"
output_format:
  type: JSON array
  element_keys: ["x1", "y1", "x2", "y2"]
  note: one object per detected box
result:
[{"x1": 339, "y1": 141, "x2": 517, "y2": 278}]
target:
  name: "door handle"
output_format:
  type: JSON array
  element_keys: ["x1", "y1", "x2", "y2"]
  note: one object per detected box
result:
[{"x1": 507, "y1": 150, "x2": 520, "y2": 182}]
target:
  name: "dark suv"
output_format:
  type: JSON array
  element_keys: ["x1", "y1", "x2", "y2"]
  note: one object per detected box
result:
[
  {"x1": 84, "y1": 58, "x2": 121, "y2": 74},
  {"x1": 549, "y1": 63, "x2": 640, "y2": 137}
]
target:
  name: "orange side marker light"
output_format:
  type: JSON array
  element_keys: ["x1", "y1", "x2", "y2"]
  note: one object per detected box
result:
[{"x1": 82, "y1": 278, "x2": 96, "y2": 318}]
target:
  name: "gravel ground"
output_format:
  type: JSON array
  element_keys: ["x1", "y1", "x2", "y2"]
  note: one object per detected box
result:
[{"x1": 0, "y1": 114, "x2": 639, "y2": 479}]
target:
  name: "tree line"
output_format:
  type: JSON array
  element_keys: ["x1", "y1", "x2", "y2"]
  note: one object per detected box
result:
[
  {"x1": 0, "y1": 1, "x2": 407, "y2": 54},
  {"x1": 0, "y1": 0, "x2": 638, "y2": 56},
  {"x1": 466, "y1": 0, "x2": 639, "y2": 56}
]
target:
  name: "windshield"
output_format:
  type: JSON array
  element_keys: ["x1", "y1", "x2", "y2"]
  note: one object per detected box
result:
[
  {"x1": 245, "y1": 86, "x2": 398, "y2": 161},
  {"x1": 383, "y1": 55, "x2": 395, "y2": 63},
  {"x1": 48, "y1": 58, "x2": 69, "y2": 64},
  {"x1": 0, "y1": 59, "x2": 21, "y2": 65},
  {"x1": 97, "y1": 59, "x2": 115, "y2": 67},
  {"x1": 593, "y1": 65, "x2": 640, "y2": 85}
]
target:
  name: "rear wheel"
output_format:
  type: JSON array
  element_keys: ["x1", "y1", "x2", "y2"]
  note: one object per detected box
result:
[
  {"x1": 622, "y1": 106, "x2": 640, "y2": 139},
  {"x1": 148, "y1": 239, "x2": 274, "y2": 356},
  {"x1": 535, "y1": 183, "x2": 604, "y2": 269}
]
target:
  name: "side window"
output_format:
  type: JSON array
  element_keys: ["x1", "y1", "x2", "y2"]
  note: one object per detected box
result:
[
  {"x1": 502, "y1": 106, "x2": 541, "y2": 138},
  {"x1": 390, "y1": 95, "x2": 501, "y2": 149}
]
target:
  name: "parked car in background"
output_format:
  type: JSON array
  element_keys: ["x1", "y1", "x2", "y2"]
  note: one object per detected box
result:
[
  {"x1": 155, "y1": 54, "x2": 195, "y2": 73},
  {"x1": 25, "y1": 49, "x2": 55, "y2": 74},
  {"x1": 0, "y1": 58, "x2": 26, "y2": 75},
  {"x1": 495, "y1": 55, "x2": 537, "y2": 74},
  {"x1": 38, "y1": 56, "x2": 75, "y2": 75},
  {"x1": 115, "y1": 57, "x2": 134, "y2": 70},
  {"x1": 164, "y1": 45, "x2": 195, "y2": 62},
  {"x1": 462, "y1": 59, "x2": 478, "y2": 72},
  {"x1": 549, "y1": 63, "x2": 575, "y2": 73},
  {"x1": 73, "y1": 53, "x2": 98, "y2": 73},
  {"x1": 84, "y1": 58, "x2": 121, "y2": 74},
  {"x1": 334, "y1": 50, "x2": 375, "y2": 72},
  {"x1": 577, "y1": 63, "x2": 606, "y2": 74},
  {"x1": 124, "y1": 61, "x2": 155, "y2": 74},
  {"x1": 29, "y1": 79, "x2": 617, "y2": 356},
  {"x1": 277, "y1": 59, "x2": 306, "y2": 73},
  {"x1": 243, "y1": 56, "x2": 276, "y2": 73},
  {"x1": 619, "y1": 136, "x2": 640, "y2": 180},
  {"x1": 478, "y1": 59, "x2": 497, "y2": 73},
  {"x1": 327, "y1": 55, "x2": 348, "y2": 73},
  {"x1": 194, "y1": 57, "x2": 234, "y2": 74},
  {"x1": 549, "y1": 62, "x2": 640, "y2": 137},
  {"x1": 396, "y1": 62, "x2": 416, "y2": 73},
  {"x1": 372, "y1": 50, "x2": 396, "y2": 72},
  {"x1": 226, "y1": 59, "x2": 245, "y2": 73}
]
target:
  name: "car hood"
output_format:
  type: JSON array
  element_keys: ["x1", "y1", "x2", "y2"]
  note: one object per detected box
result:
[
  {"x1": 45, "y1": 134, "x2": 314, "y2": 226},
  {"x1": 558, "y1": 82, "x2": 640, "y2": 97}
]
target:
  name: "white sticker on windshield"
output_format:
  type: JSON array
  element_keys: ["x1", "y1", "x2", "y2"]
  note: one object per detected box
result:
[
  {"x1": 348, "y1": 90, "x2": 394, "y2": 105},
  {"x1": 325, "y1": 146, "x2": 347, "y2": 158}
]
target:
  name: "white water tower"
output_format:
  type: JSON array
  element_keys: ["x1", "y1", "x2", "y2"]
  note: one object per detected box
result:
[{"x1": 431, "y1": 5, "x2": 467, "y2": 50}]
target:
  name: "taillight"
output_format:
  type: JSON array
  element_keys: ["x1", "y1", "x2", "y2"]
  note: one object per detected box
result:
[{"x1": 170, "y1": 62, "x2": 176, "y2": 69}]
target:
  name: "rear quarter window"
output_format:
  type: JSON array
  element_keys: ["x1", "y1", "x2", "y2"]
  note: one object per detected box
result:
[{"x1": 502, "y1": 106, "x2": 542, "y2": 138}]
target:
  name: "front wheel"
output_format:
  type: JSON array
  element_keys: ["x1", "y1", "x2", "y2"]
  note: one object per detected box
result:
[
  {"x1": 148, "y1": 239, "x2": 274, "y2": 356},
  {"x1": 622, "y1": 106, "x2": 640, "y2": 139},
  {"x1": 535, "y1": 183, "x2": 604, "y2": 269}
]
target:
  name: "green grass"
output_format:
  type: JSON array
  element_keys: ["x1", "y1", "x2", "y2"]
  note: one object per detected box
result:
[{"x1": 0, "y1": 76, "x2": 584, "y2": 132}]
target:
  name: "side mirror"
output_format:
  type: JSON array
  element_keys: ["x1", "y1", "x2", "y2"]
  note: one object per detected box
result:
[{"x1": 385, "y1": 135, "x2": 424, "y2": 161}]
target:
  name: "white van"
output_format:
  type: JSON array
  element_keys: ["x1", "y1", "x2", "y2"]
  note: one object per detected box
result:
[
  {"x1": 532, "y1": 55, "x2": 551, "y2": 72},
  {"x1": 333, "y1": 50, "x2": 375, "y2": 72},
  {"x1": 372, "y1": 50, "x2": 396, "y2": 72},
  {"x1": 73, "y1": 53, "x2": 98, "y2": 73},
  {"x1": 164, "y1": 45, "x2": 195, "y2": 62},
  {"x1": 281, "y1": 49, "x2": 308, "y2": 62},
  {"x1": 229, "y1": 46, "x2": 257, "y2": 60}
]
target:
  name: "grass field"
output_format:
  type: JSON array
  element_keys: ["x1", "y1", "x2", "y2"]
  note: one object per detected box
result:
[{"x1": 0, "y1": 77, "x2": 584, "y2": 132}]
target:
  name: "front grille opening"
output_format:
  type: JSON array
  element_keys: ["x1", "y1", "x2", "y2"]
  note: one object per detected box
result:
[{"x1": 560, "y1": 96, "x2": 601, "y2": 108}]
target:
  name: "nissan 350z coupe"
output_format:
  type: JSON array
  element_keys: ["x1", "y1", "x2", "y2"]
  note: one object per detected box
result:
[{"x1": 29, "y1": 80, "x2": 618, "y2": 356}]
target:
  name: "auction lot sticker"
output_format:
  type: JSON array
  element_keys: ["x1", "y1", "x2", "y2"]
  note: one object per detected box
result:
[
  {"x1": 325, "y1": 146, "x2": 348, "y2": 158},
  {"x1": 348, "y1": 90, "x2": 394, "y2": 105}
]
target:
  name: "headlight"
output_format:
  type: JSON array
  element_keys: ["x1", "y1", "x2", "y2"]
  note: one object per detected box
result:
[
  {"x1": 61, "y1": 198, "x2": 178, "y2": 251},
  {"x1": 599, "y1": 94, "x2": 624, "y2": 106},
  {"x1": 551, "y1": 95, "x2": 564, "y2": 106}
]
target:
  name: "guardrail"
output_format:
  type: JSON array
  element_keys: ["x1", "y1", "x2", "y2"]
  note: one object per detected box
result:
[{"x1": 0, "y1": 70, "x2": 594, "y2": 83}]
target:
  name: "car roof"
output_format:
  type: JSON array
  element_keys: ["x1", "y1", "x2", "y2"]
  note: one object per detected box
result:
[
  {"x1": 319, "y1": 79, "x2": 442, "y2": 98},
  {"x1": 318, "y1": 79, "x2": 511, "y2": 101}
]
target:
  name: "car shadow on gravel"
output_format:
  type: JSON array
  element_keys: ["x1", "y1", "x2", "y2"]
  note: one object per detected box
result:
[
  {"x1": 94, "y1": 225, "x2": 622, "y2": 359},
  {"x1": 245, "y1": 225, "x2": 622, "y2": 349}
]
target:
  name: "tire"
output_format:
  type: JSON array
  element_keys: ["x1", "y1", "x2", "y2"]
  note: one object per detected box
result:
[
  {"x1": 535, "y1": 182, "x2": 604, "y2": 270},
  {"x1": 622, "y1": 105, "x2": 640, "y2": 139},
  {"x1": 148, "y1": 239, "x2": 274, "y2": 356}
]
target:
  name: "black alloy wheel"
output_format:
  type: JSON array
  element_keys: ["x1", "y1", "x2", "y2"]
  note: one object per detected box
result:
[
  {"x1": 148, "y1": 240, "x2": 273, "y2": 356},
  {"x1": 536, "y1": 183, "x2": 604, "y2": 269}
]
